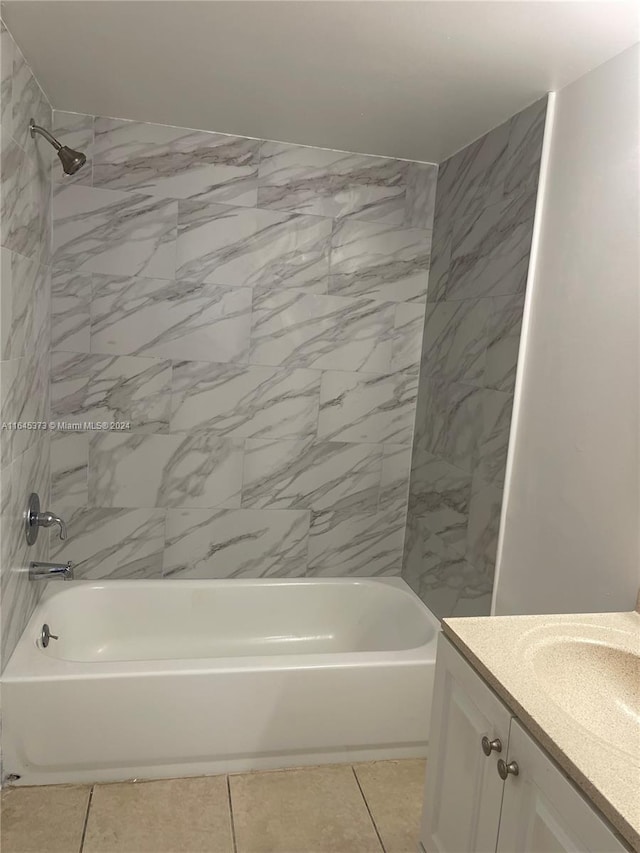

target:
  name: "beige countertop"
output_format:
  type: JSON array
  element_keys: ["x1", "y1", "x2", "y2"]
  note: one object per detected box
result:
[{"x1": 442, "y1": 610, "x2": 640, "y2": 851}]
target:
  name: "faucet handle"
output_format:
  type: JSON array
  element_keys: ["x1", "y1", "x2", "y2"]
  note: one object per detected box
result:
[{"x1": 36, "y1": 511, "x2": 67, "y2": 540}]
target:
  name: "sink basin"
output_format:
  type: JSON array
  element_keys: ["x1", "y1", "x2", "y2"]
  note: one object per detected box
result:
[{"x1": 529, "y1": 634, "x2": 640, "y2": 758}]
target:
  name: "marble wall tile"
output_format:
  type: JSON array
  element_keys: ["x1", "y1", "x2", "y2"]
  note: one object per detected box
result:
[
  {"x1": 504, "y1": 97, "x2": 547, "y2": 200},
  {"x1": 257, "y1": 142, "x2": 409, "y2": 224},
  {"x1": 414, "y1": 378, "x2": 482, "y2": 473},
  {"x1": 306, "y1": 506, "x2": 405, "y2": 576},
  {"x1": 51, "y1": 352, "x2": 172, "y2": 432},
  {"x1": 249, "y1": 287, "x2": 394, "y2": 373},
  {"x1": 162, "y1": 507, "x2": 309, "y2": 578},
  {"x1": 241, "y1": 438, "x2": 382, "y2": 512},
  {"x1": 170, "y1": 361, "x2": 320, "y2": 439},
  {"x1": 50, "y1": 268, "x2": 92, "y2": 352},
  {"x1": 425, "y1": 227, "x2": 451, "y2": 304},
  {"x1": 175, "y1": 201, "x2": 331, "y2": 290},
  {"x1": 378, "y1": 444, "x2": 412, "y2": 514},
  {"x1": 94, "y1": 118, "x2": 259, "y2": 207},
  {"x1": 52, "y1": 111, "x2": 94, "y2": 186},
  {"x1": 50, "y1": 506, "x2": 165, "y2": 579},
  {"x1": 484, "y1": 292, "x2": 525, "y2": 392},
  {"x1": 420, "y1": 298, "x2": 489, "y2": 384},
  {"x1": 328, "y1": 219, "x2": 431, "y2": 303},
  {"x1": 11, "y1": 41, "x2": 51, "y2": 149},
  {"x1": 475, "y1": 388, "x2": 514, "y2": 486},
  {"x1": 433, "y1": 119, "x2": 510, "y2": 228},
  {"x1": 0, "y1": 248, "x2": 37, "y2": 360},
  {"x1": 50, "y1": 431, "x2": 88, "y2": 509},
  {"x1": 390, "y1": 302, "x2": 426, "y2": 374},
  {"x1": 402, "y1": 517, "x2": 476, "y2": 621},
  {"x1": 52, "y1": 184, "x2": 177, "y2": 279},
  {"x1": 465, "y1": 474, "x2": 503, "y2": 575},
  {"x1": 317, "y1": 370, "x2": 418, "y2": 445},
  {"x1": 0, "y1": 22, "x2": 13, "y2": 133},
  {"x1": 450, "y1": 589, "x2": 493, "y2": 617},
  {"x1": 90, "y1": 274, "x2": 251, "y2": 363},
  {"x1": 407, "y1": 449, "x2": 471, "y2": 553},
  {"x1": 88, "y1": 432, "x2": 244, "y2": 509},
  {"x1": 446, "y1": 191, "x2": 536, "y2": 301},
  {"x1": 404, "y1": 162, "x2": 438, "y2": 229},
  {"x1": 1, "y1": 133, "x2": 40, "y2": 259}
]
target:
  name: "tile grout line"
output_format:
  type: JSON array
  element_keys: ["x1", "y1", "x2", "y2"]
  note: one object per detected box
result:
[
  {"x1": 79, "y1": 784, "x2": 94, "y2": 852},
  {"x1": 351, "y1": 766, "x2": 387, "y2": 853},
  {"x1": 226, "y1": 775, "x2": 238, "y2": 853}
]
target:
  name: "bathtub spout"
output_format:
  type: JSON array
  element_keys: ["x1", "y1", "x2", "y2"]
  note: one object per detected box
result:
[{"x1": 29, "y1": 561, "x2": 74, "y2": 581}]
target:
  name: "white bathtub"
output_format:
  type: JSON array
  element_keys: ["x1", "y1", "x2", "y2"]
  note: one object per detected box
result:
[{"x1": 1, "y1": 577, "x2": 439, "y2": 786}]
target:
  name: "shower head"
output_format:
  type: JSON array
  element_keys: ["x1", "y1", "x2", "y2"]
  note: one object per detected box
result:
[{"x1": 29, "y1": 118, "x2": 87, "y2": 176}]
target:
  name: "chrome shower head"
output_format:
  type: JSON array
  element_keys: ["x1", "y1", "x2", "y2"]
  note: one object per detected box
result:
[{"x1": 29, "y1": 118, "x2": 87, "y2": 175}]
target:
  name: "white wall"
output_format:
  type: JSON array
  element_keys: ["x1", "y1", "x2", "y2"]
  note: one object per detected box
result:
[{"x1": 494, "y1": 44, "x2": 640, "y2": 616}]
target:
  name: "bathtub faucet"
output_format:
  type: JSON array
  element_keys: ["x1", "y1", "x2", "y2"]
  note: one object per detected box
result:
[{"x1": 29, "y1": 561, "x2": 74, "y2": 581}]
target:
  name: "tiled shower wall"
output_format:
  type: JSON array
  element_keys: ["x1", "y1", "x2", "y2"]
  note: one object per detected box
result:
[
  {"x1": 49, "y1": 113, "x2": 437, "y2": 579},
  {"x1": 402, "y1": 97, "x2": 547, "y2": 618},
  {"x1": 0, "y1": 21, "x2": 53, "y2": 666}
]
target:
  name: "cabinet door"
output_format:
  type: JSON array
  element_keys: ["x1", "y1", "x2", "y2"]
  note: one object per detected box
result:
[
  {"x1": 421, "y1": 635, "x2": 512, "y2": 853},
  {"x1": 497, "y1": 720, "x2": 630, "y2": 853}
]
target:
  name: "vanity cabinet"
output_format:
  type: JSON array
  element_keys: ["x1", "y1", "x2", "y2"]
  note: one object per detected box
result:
[{"x1": 420, "y1": 636, "x2": 630, "y2": 853}]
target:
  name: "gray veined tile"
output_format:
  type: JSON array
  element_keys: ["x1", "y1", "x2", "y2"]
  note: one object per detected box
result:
[
  {"x1": 12, "y1": 40, "x2": 51, "y2": 150},
  {"x1": 475, "y1": 388, "x2": 514, "y2": 486},
  {"x1": 404, "y1": 162, "x2": 438, "y2": 229},
  {"x1": 407, "y1": 449, "x2": 471, "y2": 554},
  {"x1": 329, "y1": 218, "x2": 431, "y2": 303},
  {"x1": 162, "y1": 508, "x2": 309, "y2": 578},
  {"x1": 401, "y1": 517, "x2": 476, "y2": 619},
  {"x1": 89, "y1": 432, "x2": 244, "y2": 509},
  {"x1": 249, "y1": 287, "x2": 394, "y2": 373},
  {"x1": 258, "y1": 142, "x2": 409, "y2": 224},
  {"x1": 420, "y1": 298, "x2": 489, "y2": 385},
  {"x1": 1, "y1": 22, "x2": 14, "y2": 135},
  {"x1": 1, "y1": 133, "x2": 41, "y2": 259},
  {"x1": 51, "y1": 431, "x2": 89, "y2": 509},
  {"x1": 0, "y1": 248, "x2": 38, "y2": 360},
  {"x1": 391, "y1": 302, "x2": 426, "y2": 374},
  {"x1": 317, "y1": 370, "x2": 418, "y2": 445},
  {"x1": 52, "y1": 184, "x2": 177, "y2": 279},
  {"x1": 50, "y1": 506, "x2": 165, "y2": 580},
  {"x1": 90, "y1": 274, "x2": 251, "y2": 363},
  {"x1": 175, "y1": 200, "x2": 331, "y2": 290},
  {"x1": 170, "y1": 361, "x2": 321, "y2": 439},
  {"x1": 434, "y1": 118, "x2": 510, "y2": 228},
  {"x1": 425, "y1": 227, "x2": 452, "y2": 304},
  {"x1": 306, "y1": 505, "x2": 405, "y2": 576},
  {"x1": 466, "y1": 473, "x2": 504, "y2": 576},
  {"x1": 51, "y1": 352, "x2": 172, "y2": 433},
  {"x1": 379, "y1": 444, "x2": 412, "y2": 514},
  {"x1": 51, "y1": 268, "x2": 92, "y2": 352},
  {"x1": 414, "y1": 378, "x2": 482, "y2": 474},
  {"x1": 93, "y1": 117, "x2": 259, "y2": 206},
  {"x1": 450, "y1": 590, "x2": 493, "y2": 617},
  {"x1": 52, "y1": 111, "x2": 94, "y2": 186},
  {"x1": 241, "y1": 438, "x2": 382, "y2": 512},
  {"x1": 484, "y1": 292, "x2": 526, "y2": 392},
  {"x1": 446, "y1": 190, "x2": 536, "y2": 301},
  {"x1": 504, "y1": 96, "x2": 547, "y2": 200}
]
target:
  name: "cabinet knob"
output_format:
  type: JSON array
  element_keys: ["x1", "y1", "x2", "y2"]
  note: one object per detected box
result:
[
  {"x1": 481, "y1": 736, "x2": 502, "y2": 756},
  {"x1": 497, "y1": 759, "x2": 519, "y2": 779}
]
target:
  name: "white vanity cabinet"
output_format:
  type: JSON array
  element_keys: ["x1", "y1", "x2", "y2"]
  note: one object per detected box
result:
[{"x1": 420, "y1": 635, "x2": 630, "y2": 853}]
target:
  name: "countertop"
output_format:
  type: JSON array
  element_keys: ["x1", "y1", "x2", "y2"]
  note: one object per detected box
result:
[{"x1": 442, "y1": 610, "x2": 640, "y2": 851}]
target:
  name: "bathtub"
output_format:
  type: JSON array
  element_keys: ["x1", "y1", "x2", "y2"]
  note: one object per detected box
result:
[{"x1": 1, "y1": 576, "x2": 439, "y2": 786}]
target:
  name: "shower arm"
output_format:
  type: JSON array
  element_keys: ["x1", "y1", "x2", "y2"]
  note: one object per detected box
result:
[{"x1": 29, "y1": 119, "x2": 63, "y2": 151}]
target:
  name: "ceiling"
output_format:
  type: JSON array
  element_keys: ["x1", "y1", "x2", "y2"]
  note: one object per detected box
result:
[{"x1": 4, "y1": 1, "x2": 639, "y2": 162}]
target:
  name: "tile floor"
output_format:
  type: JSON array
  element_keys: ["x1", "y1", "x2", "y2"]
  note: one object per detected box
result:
[{"x1": 0, "y1": 759, "x2": 426, "y2": 853}]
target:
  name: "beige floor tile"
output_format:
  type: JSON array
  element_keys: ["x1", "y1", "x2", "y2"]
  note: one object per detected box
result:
[
  {"x1": 230, "y1": 764, "x2": 383, "y2": 853},
  {"x1": 83, "y1": 776, "x2": 233, "y2": 853},
  {"x1": 354, "y1": 760, "x2": 427, "y2": 853},
  {"x1": 0, "y1": 784, "x2": 91, "y2": 853}
]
